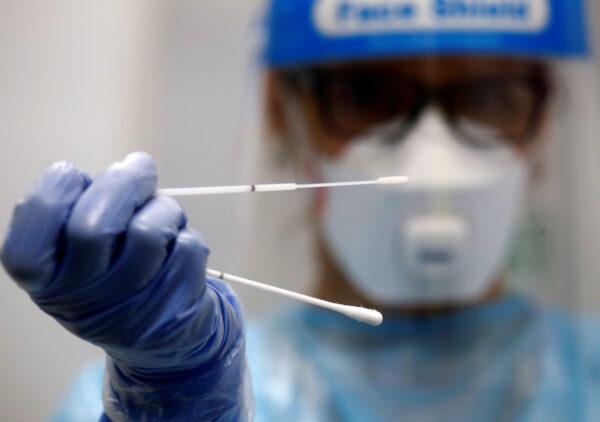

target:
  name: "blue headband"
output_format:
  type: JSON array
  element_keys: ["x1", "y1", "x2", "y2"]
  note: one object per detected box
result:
[{"x1": 263, "y1": 0, "x2": 590, "y2": 68}]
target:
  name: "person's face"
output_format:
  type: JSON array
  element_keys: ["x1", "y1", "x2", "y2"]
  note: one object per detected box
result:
[
  {"x1": 271, "y1": 56, "x2": 552, "y2": 161},
  {"x1": 266, "y1": 56, "x2": 554, "y2": 311}
]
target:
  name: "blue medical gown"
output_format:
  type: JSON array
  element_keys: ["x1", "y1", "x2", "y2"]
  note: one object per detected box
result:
[{"x1": 53, "y1": 294, "x2": 600, "y2": 421}]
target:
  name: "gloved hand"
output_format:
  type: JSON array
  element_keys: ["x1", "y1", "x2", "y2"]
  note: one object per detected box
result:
[{"x1": 1, "y1": 153, "x2": 250, "y2": 421}]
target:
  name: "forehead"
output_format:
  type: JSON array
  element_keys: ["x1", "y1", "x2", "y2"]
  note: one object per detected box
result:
[{"x1": 311, "y1": 56, "x2": 547, "y2": 85}]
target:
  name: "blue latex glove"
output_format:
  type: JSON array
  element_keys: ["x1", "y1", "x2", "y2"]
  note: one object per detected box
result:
[{"x1": 1, "y1": 153, "x2": 249, "y2": 421}]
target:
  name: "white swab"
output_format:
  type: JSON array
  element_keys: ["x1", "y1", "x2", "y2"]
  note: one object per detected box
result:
[
  {"x1": 207, "y1": 269, "x2": 383, "y2": 326},
  {"x1": 158, "y1": 176, "x2": 409, "y2": 197}
]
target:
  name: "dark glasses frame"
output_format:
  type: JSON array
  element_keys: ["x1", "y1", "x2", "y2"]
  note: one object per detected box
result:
[{"x1": 281, "y1": 63, "x2": 553, "y2": 149}]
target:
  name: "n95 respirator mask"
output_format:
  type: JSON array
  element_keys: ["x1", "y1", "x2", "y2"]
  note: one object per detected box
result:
[{"x1": 319, "y1": 109, "x2": 528, "y2": 306}]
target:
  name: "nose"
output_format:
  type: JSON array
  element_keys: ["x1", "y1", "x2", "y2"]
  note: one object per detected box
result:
[{"x1": 395, "y1": 108, "x2": 501, "y2": 190}]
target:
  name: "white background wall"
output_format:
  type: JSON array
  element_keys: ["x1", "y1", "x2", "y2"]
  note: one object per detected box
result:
[
  {"x1": 1, "y1": 1, "x2": 600, "y2": 421},
  {"x1": 0, "y1": 2, "x2": 163, "y2": 420}
]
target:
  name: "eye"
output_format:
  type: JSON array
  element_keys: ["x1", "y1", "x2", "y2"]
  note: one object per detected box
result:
[
  {"x1": 325, "y1": 72, "x2": 420, "y2": 137},
  {"x1": 452, "y1": 80, "x2": 538, "y2": 143}
]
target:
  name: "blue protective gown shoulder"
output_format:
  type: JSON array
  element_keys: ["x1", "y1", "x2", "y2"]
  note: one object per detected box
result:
[{"x1": 53, "y1": 294, "x2": 600, "y2": 421}]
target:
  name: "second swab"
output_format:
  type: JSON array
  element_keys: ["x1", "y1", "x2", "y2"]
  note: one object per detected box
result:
[
  {"x1": 207, "y1": 269, "x2": 383, "y2": 326},
  {"x1": 158, "y1": 176, "x2": 409, "y2": 197}
]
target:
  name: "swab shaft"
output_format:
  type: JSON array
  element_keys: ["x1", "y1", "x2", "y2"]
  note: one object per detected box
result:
[
  {"x1": 158, "y1": 176, "x2": 409, "y2": 197},
  {"x1": 296, "y1": 180, "x2": 376, "y2": 189},
  {"x1": 208, "y1": 269, "x2": 338, "y2": 310},
  {"x1": 158, "y1": 184, "x2": 296, "y2": 197},
  {"x1": 206, "y1": 269, "x2": 383, "y2": 326}
]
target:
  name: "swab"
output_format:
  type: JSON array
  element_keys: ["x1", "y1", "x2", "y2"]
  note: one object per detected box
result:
[
  {"x1": 158, "y1": 176, "x2": 409, "y2": 197},
  {"x1": 207, "y1": 269, "x2": 383, "y2": 326},
  {"x1": 158, "y1": 177, "x2": 404, "y2": 325}
]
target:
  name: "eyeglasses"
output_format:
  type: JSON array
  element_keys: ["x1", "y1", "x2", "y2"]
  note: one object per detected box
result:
[{"x1": 283, "y1": 65, "x2": 552, "y2": 149}]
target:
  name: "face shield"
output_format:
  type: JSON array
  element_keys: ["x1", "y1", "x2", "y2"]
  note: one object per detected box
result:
[{"x1": 246, "y1": 0, "x2": 600, "y2": 312}]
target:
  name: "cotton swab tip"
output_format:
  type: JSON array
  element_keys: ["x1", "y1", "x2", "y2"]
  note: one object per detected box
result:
[
  {"x1": 377, "y1": 176, "x2": 410, "y2": 185},
  {"x1": 342, "y1": 306, "x2": 384, "y2": 326}
]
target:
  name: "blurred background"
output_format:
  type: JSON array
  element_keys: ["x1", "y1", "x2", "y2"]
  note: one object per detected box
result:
[{"x1": 1, "y1": 1, "x2": 600, "y2": 420}]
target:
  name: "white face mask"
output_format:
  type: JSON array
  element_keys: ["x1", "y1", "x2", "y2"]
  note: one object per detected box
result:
[{"x1": 319, "y1": 109, "x2": 529, "y2": 306}]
